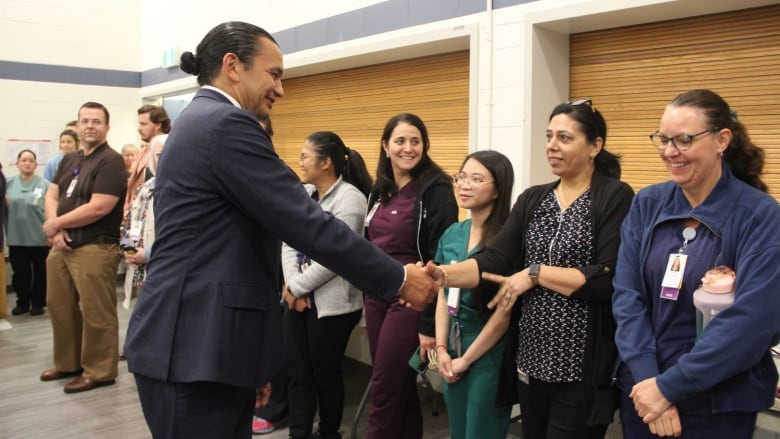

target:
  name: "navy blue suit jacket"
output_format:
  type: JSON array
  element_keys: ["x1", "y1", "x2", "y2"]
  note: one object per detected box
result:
[{"x1": 125, "y1": 88, "x2": 403, "y2": 388}]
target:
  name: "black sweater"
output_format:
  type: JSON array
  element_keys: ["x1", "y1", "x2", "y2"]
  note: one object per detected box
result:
[{"x1": 473, "y1": 171, "x2": 633, "y2": 425}]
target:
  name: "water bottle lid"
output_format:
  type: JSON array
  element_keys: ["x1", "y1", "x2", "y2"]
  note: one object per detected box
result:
[{"x1": 701, "y1": 265, "x2": 735, "y2": 294}]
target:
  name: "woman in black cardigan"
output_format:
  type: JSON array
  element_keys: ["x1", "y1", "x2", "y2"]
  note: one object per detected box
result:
[{"x1": 428, "y1": 100, "x2": 633, "y2": 438}]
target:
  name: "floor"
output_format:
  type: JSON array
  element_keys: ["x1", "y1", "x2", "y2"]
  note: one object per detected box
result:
[
  {"x1": 3, "y1": 286, "x2": 779, "y2": 438},
  {"x1": 0, "y1": 287, "x2": 522, "y2": 439}
]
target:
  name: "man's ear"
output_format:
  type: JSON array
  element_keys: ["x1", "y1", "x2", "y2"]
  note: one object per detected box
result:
[{"x1": 223, "y1": 53, "x2": 241, "y2": 82}]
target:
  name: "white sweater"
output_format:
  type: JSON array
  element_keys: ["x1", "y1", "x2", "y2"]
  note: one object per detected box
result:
[{"x1": 281, "y1": 177, "x2": 366, "y2": 318}]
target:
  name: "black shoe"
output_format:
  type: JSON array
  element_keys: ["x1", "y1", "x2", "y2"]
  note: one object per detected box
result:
[
  {"x1": 311, "y1": 432, "x2": 342, "y2": 439},
  {"x1": 11, "y1": 306, "x2": 29, "y2": 315},
  {"x1": 30, "y1": 306, "x2": 45, "y2": 316}
]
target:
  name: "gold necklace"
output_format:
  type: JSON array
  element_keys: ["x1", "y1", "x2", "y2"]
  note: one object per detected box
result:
[{"x1": 555, "y1": 185, "x2": 590, "y2": 210}]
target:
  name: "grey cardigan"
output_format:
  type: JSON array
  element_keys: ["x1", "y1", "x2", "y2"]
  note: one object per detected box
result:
[{"x1": 282, "y1": 177, "x2": 366, "y2": 318}]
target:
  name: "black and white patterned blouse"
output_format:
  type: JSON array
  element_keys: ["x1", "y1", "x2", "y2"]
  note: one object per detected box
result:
[{"x1": 517, "y1": 189, "x2": 593, "y2": 383}]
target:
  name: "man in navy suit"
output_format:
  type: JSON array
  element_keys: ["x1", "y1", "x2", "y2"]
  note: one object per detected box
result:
[{"x1": 124, "y1": 22, "x2": 439, "y2": 439}]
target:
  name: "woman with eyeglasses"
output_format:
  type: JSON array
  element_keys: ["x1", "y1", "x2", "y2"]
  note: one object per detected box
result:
[
  {"x1": 280, "y1": 131, "x2": 374, "y2": 439},
  {"x1": 364, "y1": 113, "x2": 458, "y2": 439},
  {"x1": 613, "y1": 89, "x2": 780, "y2": 438},
  {"x1": 426, "y1": 100, "x2": 633, "y2": 438},
  {"x1": 433, "y1": 151, "x2": 514, "y2": 438}
]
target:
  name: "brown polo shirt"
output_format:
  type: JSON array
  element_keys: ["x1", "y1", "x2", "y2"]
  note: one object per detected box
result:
[{"x1": 53, "y1": 143, "x2": 127, "y2": 248}]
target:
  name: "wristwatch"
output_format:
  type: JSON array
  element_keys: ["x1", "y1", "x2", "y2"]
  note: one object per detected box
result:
[{"x1": 528, "y1": 263, "x2": 541, "y2": 286}]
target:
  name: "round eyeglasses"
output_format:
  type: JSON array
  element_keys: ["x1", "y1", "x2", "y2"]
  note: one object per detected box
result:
[{"x1": 452, "y1": 173, "x2": 493, "y2": 187}]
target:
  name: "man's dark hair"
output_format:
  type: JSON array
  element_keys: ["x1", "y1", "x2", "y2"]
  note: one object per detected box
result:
[
  {"x1": 79, "y1": 102, "x2": 110, "y2": 125},
  {"x1": 179, "y1": 21, "x2": 277, "y2": 86},
  {"x1": 138, "y1": 104, "x2": 172, "y2": 134}
]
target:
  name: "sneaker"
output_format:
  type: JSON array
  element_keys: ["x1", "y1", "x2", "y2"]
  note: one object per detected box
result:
[
  {"x1": 30, "y1": 306, "x2": 45, "y2": 316},
  {"x1": 252, "y1": 417, "x2": 277, "y2": 435}
]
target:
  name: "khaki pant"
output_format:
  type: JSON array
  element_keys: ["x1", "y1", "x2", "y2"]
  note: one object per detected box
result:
[{"x1": 47, "y1": 243, "x2": 121, "y2": 380}]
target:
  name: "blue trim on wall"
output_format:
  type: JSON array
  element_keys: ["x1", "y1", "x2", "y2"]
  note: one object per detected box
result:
[
  {"x1": 0, "y1": 60, "x2": 140, "y2": 88},
  {"x1": 0, "y1": 0, "x2": 534, "y2": 89}
]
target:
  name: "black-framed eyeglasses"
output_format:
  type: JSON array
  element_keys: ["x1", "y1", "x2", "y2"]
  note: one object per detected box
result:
[
  {"x1": 452, "y1": 173, "x2": 493, "y2": 187},
  {"x1": 649, "y1": 128, "x2": 719, "y2": 152}
]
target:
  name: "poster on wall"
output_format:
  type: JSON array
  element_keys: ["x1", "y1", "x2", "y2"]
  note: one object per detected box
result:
[{"x1": 6, "y1": 138, "x2": 54, "y2": 165}]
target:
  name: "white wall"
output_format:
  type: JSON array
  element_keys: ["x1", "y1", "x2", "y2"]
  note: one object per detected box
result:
[
  {"x1": 139, "y1": 0, "x2": 387, "y2": 71},
  {"x1": 0, "y1": 79, "x2": 141, "y2": 177},
  {"x1": 0, "y1": 0, "x2": 142, "y2": 175}
]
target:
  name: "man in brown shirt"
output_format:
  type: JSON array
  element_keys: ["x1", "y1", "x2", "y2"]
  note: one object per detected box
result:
[{"x1": 39, "y1": 101, "x2": 127, "y2": 393}]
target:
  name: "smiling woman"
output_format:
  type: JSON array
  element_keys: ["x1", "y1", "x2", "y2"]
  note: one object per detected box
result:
[
  {"x1": 363, "y1": 113, "x2": 458, "y2": 439},
  {"x1": 613, "y1": 89, "x2": 780, "y2": 438}
]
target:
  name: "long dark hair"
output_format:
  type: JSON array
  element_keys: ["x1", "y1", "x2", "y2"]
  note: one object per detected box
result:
[
  {"x1": 307, "y1": 131, "x2": 373, "y2": 197},
  {"x1": 461, "y1": 151, "x2": 515, "y2": 321},
  {"x1": 549, "y1": 100, "x2": 621, "y2": 179},
  {"x1": 461, "y1": 151, "x2": 514, "y2": 251},
  {"x1": 373, "y1": 113, "x2": 449, "y2": 202},
  {"x1": 669, "y1": 89, "x2": 767, "y2": 192},
  {"x1": 180, "y1": 21, "x2": 277, "y2": 86}
]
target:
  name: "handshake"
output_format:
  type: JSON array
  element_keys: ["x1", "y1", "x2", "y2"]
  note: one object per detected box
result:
[
  {"x1": 397, "y1": 260, "x2": 526, "y2": 312},
  {"x1": 397, "y1": 261, "x2": 449, "y2": 311}
]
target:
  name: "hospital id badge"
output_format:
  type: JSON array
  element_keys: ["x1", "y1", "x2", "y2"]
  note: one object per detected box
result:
[
  {"x1": 447, "y1": 287, "x2": 460, "y2": 316},
  {"x1": 660, "y1": 253, "x2": 687, "y2": 300},
  {"x1": 65, "y1": 178, "x2": 78, "y2": 198},
  {"x1": 128, "y1": 221, "x2": 142, "y2": 241}
]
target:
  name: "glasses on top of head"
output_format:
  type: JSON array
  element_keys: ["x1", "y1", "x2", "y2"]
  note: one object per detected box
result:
[
  {"x1": 649, "y1": 128, "x2": 719, "y2": 152},
  {"x1": 452, "y1": 173, "x2": 493, "y2": 187},
  {"x1": 567, "y1": 99, "x2": 593, "y2": 107}
]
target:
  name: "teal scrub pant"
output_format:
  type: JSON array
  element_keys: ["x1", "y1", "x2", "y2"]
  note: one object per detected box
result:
[{"x1": 442, "y1": 329, "x2": 511, "y2": 439}]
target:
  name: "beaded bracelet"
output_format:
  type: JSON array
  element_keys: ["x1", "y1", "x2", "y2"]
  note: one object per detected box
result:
[{"x1": 436, "y1": 265, "x2": 448, "y2": 286}]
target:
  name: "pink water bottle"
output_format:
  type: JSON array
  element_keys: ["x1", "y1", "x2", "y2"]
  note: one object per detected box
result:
[{"x1": 693, "y1": 266, "x2": 735, "y2": 337}]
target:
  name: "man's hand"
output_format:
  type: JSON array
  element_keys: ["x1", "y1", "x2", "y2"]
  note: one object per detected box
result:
[
  {"x1": 42, "y1": 217, "x2": 61, "y2": 238},
  {"x1": 255, "y1": 382, "x2": 272, "y2": 408},
  {"x1": 50, "y1": 230, "x2": 72, "y2": 252},
  {"x1": 648, "y1": 405, "x2": 682, "y2": 437},
  {"x1": 631, "y1": 377, "x2": 672, "y2": 423},
  {"x1": 398, "y1": 263, "x2": 438, "y2": 311}
]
